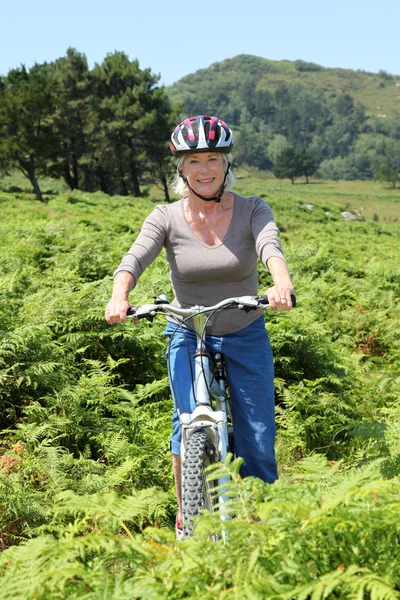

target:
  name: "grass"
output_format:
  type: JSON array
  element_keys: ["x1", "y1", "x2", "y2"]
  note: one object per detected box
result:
[
  {"x1": 233, "y1": 172, "x2": 400, "y2": 222},
  {"x1": 2, "y1": 167, "x2": 399, "y2": 221}
]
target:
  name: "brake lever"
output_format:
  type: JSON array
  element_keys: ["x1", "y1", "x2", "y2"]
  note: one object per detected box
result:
[
  {"x1": 127, "y1": 304, "x2": 158, "y2": 323},
  {"x1": 236, "y1": 296, "x2": 259, "y2": 312}
]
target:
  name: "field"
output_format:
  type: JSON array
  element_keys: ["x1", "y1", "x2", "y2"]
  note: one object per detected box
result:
[
  {"x1": 1, "y1": 176, "x2": 400, "y2": 598},
  {"x1": 234, "y1": 173, "x2": 400, "y2": 221}
]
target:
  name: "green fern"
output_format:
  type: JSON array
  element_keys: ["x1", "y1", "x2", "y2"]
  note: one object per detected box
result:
[{"x1": 1, "y1": 184, "x2": 400, "y2": 598}]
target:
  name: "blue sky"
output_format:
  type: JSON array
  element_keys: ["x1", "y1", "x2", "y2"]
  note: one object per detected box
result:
[{"x1": 1, "y1": 0, "x2": 399, "y2": 85}]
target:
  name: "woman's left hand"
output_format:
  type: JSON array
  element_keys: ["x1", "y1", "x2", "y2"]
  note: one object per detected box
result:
[{"x1": 265, "y1": 285, "x2": 294, "y2": 311}]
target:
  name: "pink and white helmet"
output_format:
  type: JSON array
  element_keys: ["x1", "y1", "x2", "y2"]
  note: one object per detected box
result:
[{"x1": 170, "y1": 115, "x2": 234, "y2": 157}]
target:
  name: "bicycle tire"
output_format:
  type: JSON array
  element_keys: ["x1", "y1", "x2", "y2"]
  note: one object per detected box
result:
[{"x1": 182, "y1": 430, "x2": 217, "y2": 535}]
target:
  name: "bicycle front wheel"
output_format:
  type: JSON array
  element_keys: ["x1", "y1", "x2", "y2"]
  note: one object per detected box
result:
[{"x1": 182, "y1": 430, "x2": 217, "y2": 535}]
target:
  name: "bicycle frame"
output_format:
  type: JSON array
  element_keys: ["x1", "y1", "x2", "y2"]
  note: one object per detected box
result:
[
  {"x1": 178, "y1": 312, "x2": 232, "y2": 521},
  {"x1": 126, "y1": 294, "x2": 295, "y2": 531}
]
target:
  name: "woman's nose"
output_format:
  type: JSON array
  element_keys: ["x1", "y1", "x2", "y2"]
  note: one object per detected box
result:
[{"x1": 198, "y1": 160, "x2": 209, "y2": 172}]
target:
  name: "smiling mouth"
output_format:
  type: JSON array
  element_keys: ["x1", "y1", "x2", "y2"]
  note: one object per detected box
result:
[{"x1": 198, "y1": 178, "x2": 215, "y2": 183}]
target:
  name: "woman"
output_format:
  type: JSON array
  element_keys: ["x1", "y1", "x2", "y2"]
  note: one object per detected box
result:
[{"x1": 105, "y1": 115, "x2": 294, "y2": 538}]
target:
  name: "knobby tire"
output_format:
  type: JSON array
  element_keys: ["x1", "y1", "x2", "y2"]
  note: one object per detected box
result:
[{"x1": 182, "y1": 431, "x2": 217, "y2": 536}]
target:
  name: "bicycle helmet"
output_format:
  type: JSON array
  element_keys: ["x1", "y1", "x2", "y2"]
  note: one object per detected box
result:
[{"x1": 170, "y1": 115, "x2": 234, "y2": 157}]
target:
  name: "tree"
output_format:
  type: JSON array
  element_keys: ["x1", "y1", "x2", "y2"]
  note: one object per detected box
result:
[
  {"x1": 0, "y1": 64, "x2": 57, "y2": 200},
  {"x1": 235, "y1": 110, "x2": 272, "y2": 170},
  {"x1": 273, "y1": 147, "x2": 303, "y2": 184},
  {"x1": 140, "y1": 102, "x2": 181, "y2": 203},
  {"x1": 253, "y1": 89, "x2": 275, "y2": 123},
  {"x1": 375, "y1": 153, "x2": 400, "y2": 188},
  {"x1": 90, "y1": 51, "x2": 176, "y2": 199},
  {"x1": 47, "y1": 48, "x2": 93, "y2": 191},
  {"x1": 273, "y1": 146, "x2": 319, "y2": 183},
  {"x1": 267, "y1": 135, "x2": 289, "y2": 163},
  {"x1": 298, "y1": 148, "x2": 320, "y2": 183},
  {"x1": 335, "y1": 93, "x2": 354, "y2": 117},
  {"x1": 274, "y1": 83, "x2": 331, "y2": 147},
  {"x1": 0, "y1": 51, "x2": 177, "y2": 201}
]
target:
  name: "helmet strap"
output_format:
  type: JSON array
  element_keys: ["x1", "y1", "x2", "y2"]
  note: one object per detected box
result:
[{"x1": 179, "y1": 162, "x2": 231, "y2": 204}]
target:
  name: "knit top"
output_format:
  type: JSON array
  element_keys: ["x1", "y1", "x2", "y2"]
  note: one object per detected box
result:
[{"x1": 114, "y1": 193, "x2": 286, "y2": 334}]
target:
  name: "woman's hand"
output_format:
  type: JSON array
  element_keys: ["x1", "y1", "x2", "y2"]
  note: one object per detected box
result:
[
  {"x1": 104, "y1": 298, "x2": 133, "y2": 324},
  {"x1": 265, "y1": 285, "x2": 294, "y2": 311},
  {"x1": 264, "y1": 257, "x2": 294, "y2": 311},
  {"x1": 105, "y1": 273, "x2": 135, "y2": 324}
]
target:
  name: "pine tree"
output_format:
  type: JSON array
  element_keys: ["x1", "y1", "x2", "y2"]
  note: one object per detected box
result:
[
  {"x1": 0, "y1": 64, "x2": 58, "y2": 200},
  {"x1": 273, "y1": 146, "x2": 302, "y2": 184}
]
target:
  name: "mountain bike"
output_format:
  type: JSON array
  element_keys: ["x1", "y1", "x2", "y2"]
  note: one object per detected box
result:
[{"x1": 127, "y1": 293, "x2": 295, "y2": 537}]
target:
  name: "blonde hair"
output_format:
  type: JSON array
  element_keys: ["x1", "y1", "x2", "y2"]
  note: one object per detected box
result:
[{"x1": 171, "y1": 153, "x2": 235, "y2": 197}]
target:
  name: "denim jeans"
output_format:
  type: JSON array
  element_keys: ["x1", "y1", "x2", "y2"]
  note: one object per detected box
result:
[{"x1": 164, "y1": 316, "x2": 278, "y2": 483}]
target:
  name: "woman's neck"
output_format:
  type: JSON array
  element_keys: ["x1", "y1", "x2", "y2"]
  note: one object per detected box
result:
[{"x1": 185, "y1": 191, "x2": 233, "y2": 215}]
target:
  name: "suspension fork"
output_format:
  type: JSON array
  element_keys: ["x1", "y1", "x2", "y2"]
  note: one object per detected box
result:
[
  {"x1": 183, "y1": 317, "x2": 231, "y2": 528},
  {"x1": 189, "y1": 316, "x2": 228, "y2": 454}
]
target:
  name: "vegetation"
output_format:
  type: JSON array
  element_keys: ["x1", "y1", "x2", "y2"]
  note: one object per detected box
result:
[
  {"x1": 2, "y1": 51, "x2": 400, "y2": 199},
  {"x1": 0, "y1": 49, "x2": 178, "y2": 201},
  {"x1": 273, "y1": 147, "x2": 320, "y2": 184},
  {"x1": 168, "y1": 54, "x2": 400, "y2": 182},
  {"x1": 1, "y1": 174, "x2": 400, "y2": 597}
]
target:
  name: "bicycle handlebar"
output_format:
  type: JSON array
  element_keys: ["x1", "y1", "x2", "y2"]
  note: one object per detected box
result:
[{"x1": 126, "y1": 294, "x2": 296, "y2": 322}]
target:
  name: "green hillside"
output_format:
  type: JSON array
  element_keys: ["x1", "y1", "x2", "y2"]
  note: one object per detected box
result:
[
  {"x1": 168, "y1": 55, "x2": 400, "y2": 182},
  {"x1": 1, "y1": 180, "x2": 400, "y2": 596},
  {"x1": 169, "y1": 54, "x2": 400, "y2": 120}
]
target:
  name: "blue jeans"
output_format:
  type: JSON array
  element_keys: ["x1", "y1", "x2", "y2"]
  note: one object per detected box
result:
[{"x1": 164, "y1": 316, "x2": 278, "y2": 483}]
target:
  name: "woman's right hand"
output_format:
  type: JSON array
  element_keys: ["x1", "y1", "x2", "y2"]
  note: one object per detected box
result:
[{"x1": 104, "y1": 299, "x2": 133, "y2": 324}]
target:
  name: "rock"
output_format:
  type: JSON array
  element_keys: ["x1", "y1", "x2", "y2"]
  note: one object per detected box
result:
[
  {"x1": 304, "y1": 204, "x2": 314, "y2": 211},
  {"x1": 341, "y1": 211, "x2": 357, "y2": 221}
]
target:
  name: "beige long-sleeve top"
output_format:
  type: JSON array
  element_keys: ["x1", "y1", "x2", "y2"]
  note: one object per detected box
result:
[{"x1": 114, "y1": 194, "x2": 286, "y2": 334}]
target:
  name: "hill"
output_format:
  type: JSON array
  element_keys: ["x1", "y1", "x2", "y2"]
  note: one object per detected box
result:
[
  {"x1": 169, "y1": 54, "x2": 400, "y2": 120},
  {"x1": 168, "y1": 55, "x2": 400, "y2": 182}
]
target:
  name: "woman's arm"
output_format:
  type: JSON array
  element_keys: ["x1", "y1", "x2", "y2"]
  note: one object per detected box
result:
[
  {"x1": 106, "y1": 206, "x2": 168, "y2": 324},
  {"x1": 251, "y1": 198, "x2": 294, "y2": 311},
  {"x1": 113, "y1": 206, "x2": 167, "y2": 282},
  {"x1": 105, "y1": 272, "x2": 135, "y2": 323},
  {"x1": 265, "y1": 256, "x2": 294, "y2": 311}
]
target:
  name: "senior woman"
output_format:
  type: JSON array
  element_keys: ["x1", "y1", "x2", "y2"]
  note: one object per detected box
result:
[{"x1": 105, "y1": 115, "x2": 294, "y2": 538}]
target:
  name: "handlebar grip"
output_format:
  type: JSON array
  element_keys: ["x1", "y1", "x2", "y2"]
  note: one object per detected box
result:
[{"x1": 256, "y1": 294, "x2": 297, "y2": 307}]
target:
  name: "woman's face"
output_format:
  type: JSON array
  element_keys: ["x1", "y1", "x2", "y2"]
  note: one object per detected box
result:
[{"x1": 181, "y1": 152, "x2": 226, "y2": 197}]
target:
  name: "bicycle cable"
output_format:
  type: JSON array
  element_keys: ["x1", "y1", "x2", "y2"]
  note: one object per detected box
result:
[
  {"x1": 154, "y1": 300, "x2": 254, "y2": 413},
  {"x1": 198, "y1": 304, "x2": 236, "y2": 403},
  {"x1": 166, "y1": 306, "x2": 232, "y2": 410}
]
